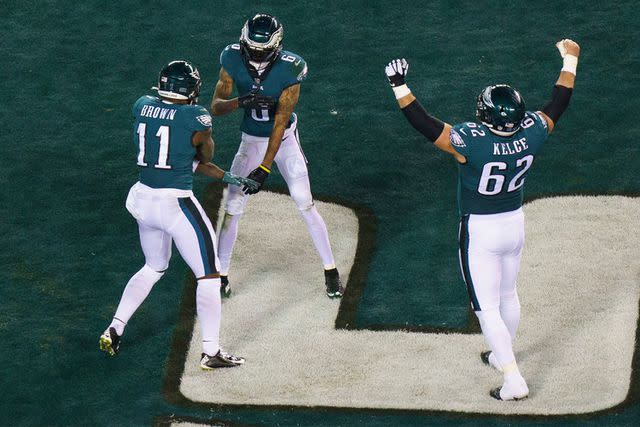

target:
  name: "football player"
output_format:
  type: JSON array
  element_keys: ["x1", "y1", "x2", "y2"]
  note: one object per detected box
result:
[
  {"x1": 385, "y1": 39, "x2": 580, "y2": 400},
  {"x1": 99, "y1": 60, "x2": 257, "y2": 369},
  {"x1": 210, "y1": 14, "x2": 344, "y2": 298}
]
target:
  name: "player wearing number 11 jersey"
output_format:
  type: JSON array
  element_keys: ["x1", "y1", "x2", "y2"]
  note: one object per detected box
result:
[
  {"x1": 99, "y1": 60, "x2": 254, "y2": 369},
  {"x1": 386, "y1": 39, "x2": 580, "y2": 401}
]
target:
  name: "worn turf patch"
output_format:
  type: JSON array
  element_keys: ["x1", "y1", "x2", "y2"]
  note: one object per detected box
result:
[{"x1": 177, "y1": 194, "x2": 639, "y2": 415}]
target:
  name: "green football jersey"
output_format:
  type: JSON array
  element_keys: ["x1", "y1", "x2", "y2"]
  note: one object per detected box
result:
[
  {"x1": 451, "y1": 111, "x2": 549, "y2": 215},
  {"x1": 132, "y1": 95, "x2": 211, "y2": 190},
  {"x1": 220, "y1": 44, "x2": 307, "y2": 137}
]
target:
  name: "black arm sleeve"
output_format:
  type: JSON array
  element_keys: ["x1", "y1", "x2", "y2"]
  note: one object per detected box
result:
[
  {"x1": 401, "y1": 100, "x2": 445, "y2": 143},
  {"x1": 542, "y1": 85, "x2": 573, "y2": 124}
]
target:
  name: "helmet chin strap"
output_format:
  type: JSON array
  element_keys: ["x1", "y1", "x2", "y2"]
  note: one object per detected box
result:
[
  {"x1": 249, "y1": 60, "x2": 270, "y2": 75},
  {"x1": 244, "y1": 54, "x2": 278, "y2": 84}
]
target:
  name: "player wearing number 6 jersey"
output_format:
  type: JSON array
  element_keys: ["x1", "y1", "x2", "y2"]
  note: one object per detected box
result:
[
  {"x1": 99, "y1": 60, "x2": 254, "y2": 369},
  {"x1": 210, "y1": 14, "x2": 343, "y2": 299},
  {"x1": 386, "y1": 39, "x2": 580, "y2": 400}
]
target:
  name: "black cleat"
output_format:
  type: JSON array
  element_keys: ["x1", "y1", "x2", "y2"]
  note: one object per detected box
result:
[
  {"x1": 99, "y1": 327, "x2": 121, "y2": 356},
  {"x1": 220, "y1": 275, "x2": 231, "y2": 298},
  {"x1": 481, "y1": 350, "x2": 503, "y2": 372},
  {"x1": 200, "y1": 350, "x2": 245, "y2": 370},
  {"x1": 490, "y1": 387, "x2": 503, "y2": 400},
  {"x1": 324, "y1": 268, "x2": 344, "y2": 299}
]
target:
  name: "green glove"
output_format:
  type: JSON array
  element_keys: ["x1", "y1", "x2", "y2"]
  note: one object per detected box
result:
[{"x1": 223, "y1": 171, "x2": 259, "y2": 192}]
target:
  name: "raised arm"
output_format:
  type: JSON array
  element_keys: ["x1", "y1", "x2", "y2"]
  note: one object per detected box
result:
[
  {"x1": 385, "y1": 59, "x2": 466, "y2": 164},
  {"x1": 538, "y1": 39, "x2": 580, "y2": 133},
  {"x1": 242, "y1": 83, "x2": 301, "y2": 195}
]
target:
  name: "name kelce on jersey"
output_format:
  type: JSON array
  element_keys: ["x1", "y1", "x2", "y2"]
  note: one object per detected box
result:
[
  {"x1": 140, "y1": 104, "x2": 177, "y2": 121},
  {"x1": 493, "y1": 137, "x2": 530, "y2": 156}
]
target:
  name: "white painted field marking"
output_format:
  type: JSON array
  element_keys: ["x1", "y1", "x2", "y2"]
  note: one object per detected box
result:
[{"x1": 179, "y1": 194, "x2": 639, "y2": 415}]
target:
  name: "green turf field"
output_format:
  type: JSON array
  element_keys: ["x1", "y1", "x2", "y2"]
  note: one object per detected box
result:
[{"x1": 1, "y1": 0, "x2": 639, "y2": 425}]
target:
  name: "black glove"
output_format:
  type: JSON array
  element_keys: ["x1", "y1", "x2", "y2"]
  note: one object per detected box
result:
[
  {"x1": 238, "y1": 92, "x2": 276, "y2": 109},
  {"x1": 385, "y1": 58, "x2": 409, "y2": 87},
  {"x1": 243, "y1": 164, "x2": 270, "y2": 194}
]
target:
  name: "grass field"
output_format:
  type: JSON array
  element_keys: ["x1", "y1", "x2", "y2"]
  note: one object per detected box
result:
[{"x1": 1, "y1": 0, "x2": 639, "y2": 425}]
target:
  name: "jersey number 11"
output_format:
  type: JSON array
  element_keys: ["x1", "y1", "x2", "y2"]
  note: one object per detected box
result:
[{"x1": 136, "y1": 123, "x2": 172, "y2": 170}]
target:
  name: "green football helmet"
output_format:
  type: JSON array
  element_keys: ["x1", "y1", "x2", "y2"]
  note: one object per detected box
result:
[
  {"x1": 156, "y1": 60, "x2": 202, "y2": 102},
  {"x1": 240, "y1": 14, "x2": 283, "y2": 64},
  {"x1": 476, "y1": 84, "x2": 526, "y2": 135}
]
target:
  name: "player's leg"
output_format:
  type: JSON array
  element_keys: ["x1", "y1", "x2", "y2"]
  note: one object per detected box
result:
[
  {"x1": 498, "y1": 211, "x2": 525, "y2": 340},
  {"x1": 460, "y1": 214, "x2": 528, "y2": 400},
  {"x1": 170, "y1": 195, "x2": 244, "y2": 368},
  {"x1": 100, "y1": 221, "x2": 171, "y2": 356},
  {"x1": 500, "y1": 247, "x2": 523, "y2": 341},
  {"x1": 274, "y1": 125, "x2": 343, "y2": 298},
  {"x1": 217, "y1": 135, "x2": 266, "y2": 295}
]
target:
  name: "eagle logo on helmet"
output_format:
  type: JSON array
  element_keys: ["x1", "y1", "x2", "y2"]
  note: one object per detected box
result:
[
  {"x1": 476, "y1": 84, "x2": 526, "y2": 136},
  {"x1": 239, "y1": 14, "x2": 284, "y2": 77},
  {"x1": 155, "y1": 60, "x2": 202, "y2": 103}
]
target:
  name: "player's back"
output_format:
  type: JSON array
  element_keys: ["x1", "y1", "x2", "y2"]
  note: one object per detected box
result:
[
  {"x1": 451, "y1": 112, "x2": 549, "y2": 215},
  {"x1": 132, "y1": 95, "x2": 211, "y2": 190}
]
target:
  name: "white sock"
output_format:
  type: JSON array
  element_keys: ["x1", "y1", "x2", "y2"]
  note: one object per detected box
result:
[
  {"x1": 500, "y1": 292, "x2": 521, "y2": 341},
  {"x1": 111, "y1": 265, "x2": 164, "y2": 335},
  {"x1": 488, "y1": 351, "x2": 502, "y2": 371},
  {"x1": 197, "y1": 278, "x2": 222, "y2": 356},
  {"x1": 475, "y1": 309, "x2": 522, "y2": 381},
  {"x1": 217, "y1": 213, "x2": 240, "y2": 275},
  {"x1": 299, "y1": 205, "x2": 335, "y2": 268}
]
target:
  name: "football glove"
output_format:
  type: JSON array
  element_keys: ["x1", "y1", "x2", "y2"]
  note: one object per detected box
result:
[
  {"x1": 222, "y1": 171, "x2": 259, "y2": 192},
  {"x1": 243, "y1": 165, "x2": 270, "y2": 195},
  {"x1": 238, "y1": 92, "x2": 276, "y2": 109},
  {"x1": 385, "y1": 58, "x2": 409, "y2": 87},
  {"x1": 555, "y1": 39, "x2": 579, "y2": 75}
]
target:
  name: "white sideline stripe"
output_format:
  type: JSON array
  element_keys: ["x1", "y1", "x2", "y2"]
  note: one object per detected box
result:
[{"x1": 179, "y1": 194, "x2": 639, "y2": 415}]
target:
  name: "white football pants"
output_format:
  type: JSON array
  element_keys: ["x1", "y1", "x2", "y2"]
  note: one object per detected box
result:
[
  {"x1": 125, "y1": 182, "x2": 220, "y2": 277},
  {"x1": 218, "y1": 114, "x2": 336, "y2": 275},
  {"x1": 111, "y1": 182, "x2": 222, "y2": 355},
  {"x1": 459, "y1": 208, "x2": 525, "y2": 378}
]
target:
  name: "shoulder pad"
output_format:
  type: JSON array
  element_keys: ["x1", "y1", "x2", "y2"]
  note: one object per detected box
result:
[
  {"x1": 530, "y1": 111, "x2": 548, "y2": 130},
  {"x1": 133, "y1": 95, "x2": 156, "y2": 116},
  {"x1": 189, "y1": 105, "x2": 212, "y2": 128},
  {"x1": 220, "y1": 43, "x2": 241, "y2": 66},
  {"x1": 450, "y1": 127, "x2": 467, "y2": 148},
  {"x1": 280, "y1": 51, "x2": 308, "y2": 82},
  {"x1": 520, "y1": 111, "x2": 548, "y2": 132},
  {"x1": 459, "y1": 121, "x2": 490, "y2": 135},
  {"x1": 453, "y1": 122, "x2": 473, "y2": 137}
]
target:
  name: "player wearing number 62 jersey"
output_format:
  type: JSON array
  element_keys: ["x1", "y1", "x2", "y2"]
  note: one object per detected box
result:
[
  {"x1": 211, "y1": 14, "x2": 343, "y2": 299},
  {"x1": 99, "y1": 60, "x2": 255, "y2": 370},
  {"x1": 451, "y1": 109, "x2": 548, "y2": 215},
  {"x1": 386, "y1": 39, "x2": 580, "y2": 401}
]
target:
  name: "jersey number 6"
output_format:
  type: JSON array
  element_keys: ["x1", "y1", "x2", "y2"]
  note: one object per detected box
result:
[{"x1": 251, "y1": 108, "x2": 270, "y2": 122}]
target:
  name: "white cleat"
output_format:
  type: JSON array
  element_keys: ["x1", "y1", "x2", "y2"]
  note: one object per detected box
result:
[{"x1": 490, "y1": 377, "x2": 529, "y2": 401}]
